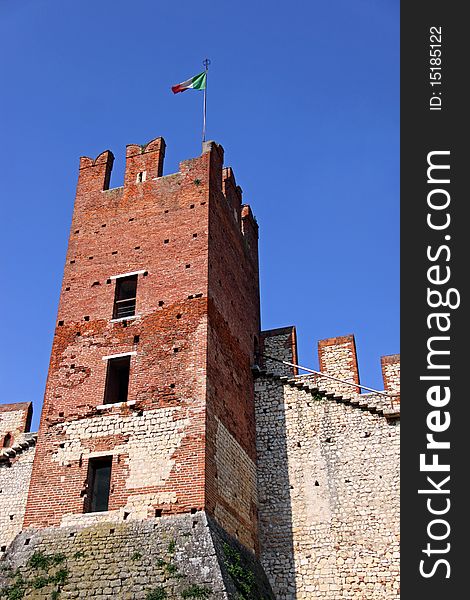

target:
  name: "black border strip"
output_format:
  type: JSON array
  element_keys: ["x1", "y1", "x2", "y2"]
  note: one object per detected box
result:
[{"x1": 401, "y1": 3, "x2": 467, "y2": 596}]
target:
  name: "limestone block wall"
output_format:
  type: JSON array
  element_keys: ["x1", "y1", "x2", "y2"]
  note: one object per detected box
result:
[
  {"x1": 317, "y1": 335, "x2": 361, "y2": 396},
  {"x1": 0, "y1": 403, "x2": 32, "y2": 447},
  {"x1": 26, "y1": 406, "x2": 204, "y2": 528},
  {"x1": 260, "y1": 327, "x2": 298, "y2": 376},
  {"x1": 0, "y1": 512, "x2": 275, "y2": 599},
  {"x1": 213, "y1": 417, "x2": 257, "y2": 551},
  {"x1": 25, "y1": 138, "x2": 261, "y2": 549},
  {"x1": 0, "y1": 439, "x2": 36, "y2": 554},
  {"x1": 381, "y1": 355, "x2": 400, "y2": 395},
  {"x1": 255, "y1": 376, "x2": 400, "y2": 600}
]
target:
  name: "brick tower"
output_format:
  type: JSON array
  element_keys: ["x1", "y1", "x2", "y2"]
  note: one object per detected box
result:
[{"x1": 23, "y1": 138, "x2": 261, "y2": 551}]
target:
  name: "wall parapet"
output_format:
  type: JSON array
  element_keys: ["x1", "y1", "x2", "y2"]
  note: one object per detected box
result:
[{"x1": 259, "y1": 330, "x2": 399, "y2": 404}]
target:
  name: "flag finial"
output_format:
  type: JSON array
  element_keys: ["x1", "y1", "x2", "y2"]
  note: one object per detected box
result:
[{"x1": 202, "y1": 59, "x2": 210, "y2": 143}]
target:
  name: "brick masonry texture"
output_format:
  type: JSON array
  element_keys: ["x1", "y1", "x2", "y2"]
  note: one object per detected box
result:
[
  {"x1": 0, "y1": 138, "x2": 400, "y2": 600},
  {"x1": 381, "y1": 355, "x2": 400, "y2": 395},
  {"x1": 0, "y1": 403, "x2": 35, "y2": 554},
  {"x1": 255, "y1": 329, "x2": 400, "y2": 599},
  {"x1": 317, "y1": 335, "x2": 361, "y2": 396},
  {"x1": 0, "y1": 440, "x2": 36, "y2": 554},
  {"x1": 260, "y1": 327, "x2": 298, "y2": 376},
  {"x1": 0, "y1": 404, "x2": 32, "y2": 447},
  {"x1": 23, "y1": 138, "x2": 260, "y2": 552},
  {"x1": 0, "y1": 512, "x2": 275, "y2": 599}
]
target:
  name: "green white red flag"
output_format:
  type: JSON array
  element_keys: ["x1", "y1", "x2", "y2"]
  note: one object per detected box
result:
[{"x1": 171, "y1": 72, "x2": 207, "y2": 94}]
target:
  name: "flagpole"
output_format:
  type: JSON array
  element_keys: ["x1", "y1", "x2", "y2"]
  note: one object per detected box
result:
[{"x1": 202, "y1": 58, "x2": 210, "y2": 143}]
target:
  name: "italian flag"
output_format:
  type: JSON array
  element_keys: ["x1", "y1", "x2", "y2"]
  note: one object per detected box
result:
[{"x1": 171, "y1": 71, "x2": 207, "y2": 94}]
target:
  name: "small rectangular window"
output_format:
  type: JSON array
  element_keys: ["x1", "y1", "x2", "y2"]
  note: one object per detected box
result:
[
  {"x1": 113, "y1": 275, "x2": 137, "y2": 319},
  {"x1": 86, "y1": 457, "x2": 112, "y2": 513},
  {"x1": 104, "y1": 355, "x2": 131, "y2": 404}
]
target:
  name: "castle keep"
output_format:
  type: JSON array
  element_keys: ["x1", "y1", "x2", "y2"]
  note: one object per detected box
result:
[{"x1": 0, "y1": 138, "x2": 400, "y2": 599}]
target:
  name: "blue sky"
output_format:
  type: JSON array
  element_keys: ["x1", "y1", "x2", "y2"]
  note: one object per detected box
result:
[{"x1": 0, "y1": 0, "x2": 399, "y2": 430}]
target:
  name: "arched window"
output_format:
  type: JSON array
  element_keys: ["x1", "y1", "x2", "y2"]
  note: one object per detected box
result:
[{"x1": 2, "y1": 433, "x2": 12, "y2": 448}]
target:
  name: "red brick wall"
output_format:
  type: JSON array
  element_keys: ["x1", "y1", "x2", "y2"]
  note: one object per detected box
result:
[
  {"x1": 24, "y1": 139, "x2": 260, "y2": 547},
  {"x1": 201, "y1": 143, "x2": 260, "y2": 549}
]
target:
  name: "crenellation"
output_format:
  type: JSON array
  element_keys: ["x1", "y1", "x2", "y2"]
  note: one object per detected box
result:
[
  {"x1": 317, "y1": 334, "x2": 361, "y2": 396},
  {"x1": 0, "y1": 136, "x2": 399, "y2": 599},
  {"x1": 260, "y1": 326, "x2": 298, "y2": 376},
  {"x1": 381, "y1": 354, "x2": 401, "y2": 395},
  {"x1": 124, "y1": 137, "x2": 166, "y2": 186},
  {"x1": 0, "y1": 433, "x2": 36, "y2": 554},
  {"x1": 254, "y1": 368, "x2": 400, "y2": 599},
  {"x1": 0, "y1": 403, "x2": 32, "y2": 446}
]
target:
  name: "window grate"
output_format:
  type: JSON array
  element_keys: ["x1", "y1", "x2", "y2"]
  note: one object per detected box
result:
[{"x1": 113, "y1": 275, "x2": 138, "y2": 319}]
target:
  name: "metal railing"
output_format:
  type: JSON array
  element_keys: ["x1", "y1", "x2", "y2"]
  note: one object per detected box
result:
[{"x1": 261, "y1": 353, "x2": 399, "y2": 410}]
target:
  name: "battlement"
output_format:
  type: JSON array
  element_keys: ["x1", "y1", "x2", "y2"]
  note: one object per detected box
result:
[
  {"x1": 20, "y1": 136, "x2": 262, "y2": 549},
  {"x1": 381, "y1": 353, "x2": 400, "y2": 395},
  {"x1": 0, "y1": 133, "x2": 399, "y2": 599},
  {"x1": 255, "y1": 329, "x2": 399, "y2": 598},
  {"x1": 260, "y1": 328, "x2": 400, "y2": 397},
  {"x1": 77, "y1": 137, "x2": 166, "y2": 193},
  {"x1": 74, "y1": 138, "x2": 257, "y2": 258},
  {"x1": 0, "y1": 402, "x2": 32, "y2": 448}
]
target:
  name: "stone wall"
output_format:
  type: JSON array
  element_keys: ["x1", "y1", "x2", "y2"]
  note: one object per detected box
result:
[
  {"x1": 213, "y1": 417, "x2": 257, "y2": 551},
  {"x1": 381, "y1": 355, "x2": 400, "y2": 395},
  {"x1": 260, "y1": 327, "x2": 298, "y2": 376},
  {"x1": 25, "y1": 138, "x2": 261, "y2": 549},
  {"x1": 317, "y1": 335, "x2": 361, "y2": 396},
  {"x1": 254, "y1": 375, "x2": 400, "y2": 599},
  {"x1": 205, "y1": 148, "x2": 261, "y2": 550},
  {"x1": 0, "y1": 403, "x2": 35, "y2": 555},
  {"x1": 0, "y1": 403, "x2": 32, "y2": 447},
  {"x1": 0, "y1": 512, "x2": 274, "y2": 599},
  {"x1": 0, "y1": 437, "x2": 36, "y2": 555}
]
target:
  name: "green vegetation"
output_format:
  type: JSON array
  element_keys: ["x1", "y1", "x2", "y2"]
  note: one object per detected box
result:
[
  {"x1": 154, "y1": 541, "x2": 184, "y2": 580},
  {"x1": 51, "y1": 568, "x2": 69, "y2": 585},
  {"x1": 1, "y1": 573, "x2": 26, "y2": 600},
  {"x1": 131, "y1": 551, "x2": 142, "y2": 561},
  {"x1": 223, "y1": 543, "x2": 255, "y2": 599},
  {"x1": 146, "y1": 587, "x2": 167, "y2": 600},
  {"x1": 2, "y1": 587, "x2": 24, "y2": 600},
  {"x1": 28, "y1": 551, "x2": 49, "y2": 570},
  {"x1": 32, "y1": 575, "x2": 49, "y2": 589},
  {"x1": 1, "y1": 551, "x2": 69, "y2": 599},
  {"x1": 181, "y1": 584, "x2": 212, "y2": 598},
  {"x1": 28, "y1": 551, "x2": 65, "y2": 570},
  {"x1": 164, "y1": 562, "x2": 178, "y2": 576}
]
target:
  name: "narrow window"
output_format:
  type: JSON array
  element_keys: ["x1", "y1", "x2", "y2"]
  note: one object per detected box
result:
[
  {"x1": 136, "y1": 171, "x2": 147, "y2": 183},
  {"x1": 113, "y1": 275, "x2": 137, "y2": 319},
  {"x1": 104, "y1": 356, "x2": 131, "y2": 404},
  {"x1": 2, "y1": 433, "x2": 12, "y2": 448},
  {"x1": 86, "y1": 457, "x2": 112, "y2": 513}
]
